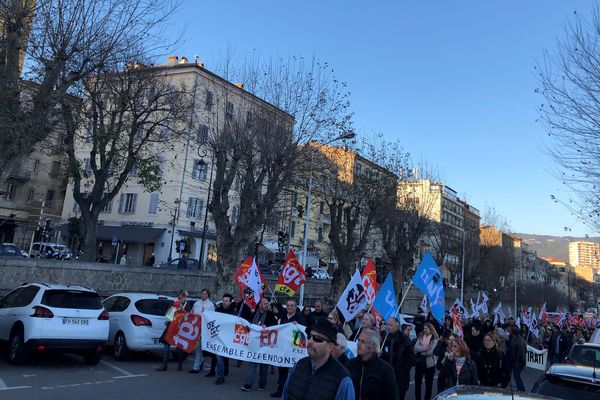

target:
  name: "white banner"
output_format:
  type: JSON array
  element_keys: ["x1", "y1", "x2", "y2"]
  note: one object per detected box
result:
[
  {"x1": 201, "y1": 311, "x2": 308, "y2": 368},
  {"x1": 526, "y1": 345, "x2": 548, "y2": 371}
]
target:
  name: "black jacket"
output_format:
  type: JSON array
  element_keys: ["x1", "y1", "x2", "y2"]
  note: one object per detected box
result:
[
  {"x1": 281, "y1": 311, "x2": 306, "y2": 326},
  {"x1": 508, "y1": 334, "x2": 527, "y2": 370},
  {"x1": 438, "y1": 357, "x2": 479, "y2": 391},
  {"x1": 251, "y1": 309, "x2": 278, "y2": 327},
  {"x1": 347, "y1": 354, "x2": 399, "y2": 400},
  {"x1": 216, "y1": 303, "x2": 237, "y2": 316},
  {"x1": 381, "y1": 331, "x2": 415, "y2": 377},
  {"x1": 473, "y1": 348, "x2": 510, "y2": 388}
]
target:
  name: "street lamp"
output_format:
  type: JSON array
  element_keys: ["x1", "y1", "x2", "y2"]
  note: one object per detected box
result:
[
  {"x1": 460, "y1": 225, "x2": 478, "y2": 304},
  {"x1": 197, "y1": 147, "x2": 215, "y2": 271},
  {"x1": 298, "y1": 130, "x2": 356, "y2": 306},
  {"x1": 167, "y1": 208, "x2": 178, "y2": 263}
]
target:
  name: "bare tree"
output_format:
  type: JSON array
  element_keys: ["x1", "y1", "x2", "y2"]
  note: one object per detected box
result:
[
  {"x1": 313, "y1": 135, "x2": 410, "y2": 298},
  {"x1": 204, "y1": 56, "x2": 352, "y2": 292},
  {"x1": 60, "y1": 60, "x2": 191, "y2": 261},
  {"x1": 536, "y1": 7, "x2": 600, "y2": 231},
  {"x1": 0, "y1": 0, "x2": 179, "y2": 171}
]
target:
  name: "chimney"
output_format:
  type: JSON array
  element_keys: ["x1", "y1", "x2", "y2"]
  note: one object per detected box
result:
[
  {"x1": 234, "y1": 83, "x2": 244, "y2": 89},
  {"x1": 179, "y1": 56, "x2": 188, "y2": 64},
  {"x1": 194, "y1": 54, "x2": 205, "y2": 68},
  {"x1": 166, "y1": 55, "x2": 178, "y2": 66}
]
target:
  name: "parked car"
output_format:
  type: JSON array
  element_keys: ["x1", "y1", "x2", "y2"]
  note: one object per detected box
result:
[
  {"x1": 589, "y1": 328, "x2": 600, "y2": 344},
  {"x1": 0, "y1": 243, "x2": 27, "y2": 257},
  {"x1": 157, "y1": 258, "x2": 199, "y2": 270},
  {"x1": 29, "y1": 242, "x2": 72, "y2": 260},
  {"x1": 312, "y1": 267, "x2": 330, "y2": 280},
  {"x1": 434, "y1": 385, "x2": 555, "y2": 400},
  {"x1": 532, "y1": 363, "x2": 600, "y2": 400},
  {"x1": 103, "y1": 293, "x2": 175, "y2": 360},
  {"x1": 0, "y1": 282, "x2": 109, "y2": 365},
  {"x1": 564, "y1": 343, "x2": 600, "y2": 366}
]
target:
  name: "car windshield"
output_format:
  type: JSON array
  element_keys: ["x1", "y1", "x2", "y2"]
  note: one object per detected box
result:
[
  {"x1": 135, "y1": 299, "x2": 173, "y2": 316},
  {"x1": 535, "y1": 376, "x2": 600, "y2": 400},
  {"x1": 0, "y1": 244, "x2": 19, "y2": 255},
  {"x1": 41, "y1": 290, "x2": 103, "y2": 309},
  {"x1": 570, "y1": 346, "x2": 600, "y2": 367}
]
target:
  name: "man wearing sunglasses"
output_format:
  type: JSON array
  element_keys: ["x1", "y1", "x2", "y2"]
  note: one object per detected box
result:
[{"x1": 282, "y1": 317, "x2": 354, "y2": 400}]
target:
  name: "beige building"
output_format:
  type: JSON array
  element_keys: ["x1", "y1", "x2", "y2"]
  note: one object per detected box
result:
[{"x1": 60, "y1": 55, "x2": 292, "y2": 268}]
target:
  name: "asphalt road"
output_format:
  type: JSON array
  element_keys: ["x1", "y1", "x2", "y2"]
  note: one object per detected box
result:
[{"x1": 0, "y1": 351, "x2": 546, "y2": 400}]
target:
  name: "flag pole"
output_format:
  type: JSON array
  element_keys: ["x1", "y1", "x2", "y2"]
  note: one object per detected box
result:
[
  {"x1": 352, "y1": 303, "x2": 374, "y2": 342},
  {"x1": 380, "y1": 281, "x2": 413, "y2": 352}
]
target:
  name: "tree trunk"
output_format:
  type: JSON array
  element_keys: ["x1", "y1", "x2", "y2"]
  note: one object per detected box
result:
[{"x1": 80, "y1": 208, "x2": 99, "y2": 262}]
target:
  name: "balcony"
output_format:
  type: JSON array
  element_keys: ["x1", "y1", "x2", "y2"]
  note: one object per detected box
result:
[{"x1": 5, "y1": 167, "x2": 31, "y2": 183}]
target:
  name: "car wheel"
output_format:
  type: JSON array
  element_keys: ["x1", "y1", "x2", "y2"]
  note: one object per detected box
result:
[
  {"x1": 83, "y1": 350, "x2": 102, "y2": 365},
  {"x1": 8, "y1": 328, "x2": 27, "y2": 365},
  {"x1": 113, "y1": 332, "x2": 130, "y2": 361}
]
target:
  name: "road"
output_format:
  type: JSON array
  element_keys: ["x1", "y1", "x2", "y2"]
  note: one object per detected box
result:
[{"x1": 0, "y1": 351, "x2": 546, "y2": 400}]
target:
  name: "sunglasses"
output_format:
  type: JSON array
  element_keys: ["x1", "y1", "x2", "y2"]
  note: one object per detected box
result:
[{"x1": 307, "y1": 333, "x2": 330, "y2": 343}]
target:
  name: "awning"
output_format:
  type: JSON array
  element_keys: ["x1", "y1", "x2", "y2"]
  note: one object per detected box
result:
[{"x1": 95, "y1": 225, "x2": 165, "y2": 244}]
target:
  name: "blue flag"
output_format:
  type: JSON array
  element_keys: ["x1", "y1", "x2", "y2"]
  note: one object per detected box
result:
[
  {"x1": 373, "y1": 272, "x2": 398, "y2": 321},
  {"x1": 412, "y1": 252, "x2": 445, "y2": 325}
]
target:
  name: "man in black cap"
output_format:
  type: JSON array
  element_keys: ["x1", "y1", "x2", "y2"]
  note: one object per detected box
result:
[{"x1": 282, "y1": 317, "x2": 354, "y2": 400}]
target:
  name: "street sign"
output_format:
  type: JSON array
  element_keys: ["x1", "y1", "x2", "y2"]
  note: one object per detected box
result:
[{"x1": 112, "y1": 235, "x2": 119, "y2": 247}]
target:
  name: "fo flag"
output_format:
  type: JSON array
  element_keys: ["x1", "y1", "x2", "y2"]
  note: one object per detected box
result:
[
  {"x1": 275, "y1": 249, "x2": 306, "y2": 296},
  {"x1": 234, "y1": 256, "x2": 265, "y2": 309},
  {"x1": 412, "y1": 252, "x2": 445, "y2": 325},
  {"x1": 361, "y1": 259, "x2": 379, "y2": 305},
  {"x1": 373, "y1": 272, "x2": 398, "y2": 322},
  {"x1": 336, "y1": 270, "x2": 368, "y2": 321}
]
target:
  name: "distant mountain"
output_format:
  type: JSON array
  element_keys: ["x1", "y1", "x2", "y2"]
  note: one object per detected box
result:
[{"x1": 514, "y1": 233, "x2": 600, "y2": 263}]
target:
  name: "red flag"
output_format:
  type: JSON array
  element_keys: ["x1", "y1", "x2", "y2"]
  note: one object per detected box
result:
[
  {"x1": 165, "y1": 310, "x2": 202, "y2": 353},
  {"x1": 361, "y1": 259, "x2": 379, "y2": 305},
  {"x1": 234, "y1": 256, "x2": 265, "y2": 308},
  {"x1": 452, "y1": 306, "x2": 463, "y2": 338},
  {"x1": 275, "y1": 249, "x2": 306, "y2": 296}
]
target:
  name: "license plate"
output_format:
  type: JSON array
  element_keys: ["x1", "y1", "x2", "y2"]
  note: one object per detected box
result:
[{"x1": 62, "y1": 318, "x2": 89, "y2": 326}]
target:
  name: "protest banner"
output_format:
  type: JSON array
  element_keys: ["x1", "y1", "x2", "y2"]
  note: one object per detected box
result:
[
  {"x1": 165, "y1": 310, "x2": 202, "y2": 353},
  {"x1": 201, "y1": 311, "x2": 308, "y2": 368},
  {"x1": 526, "y1": 345, "x2": 548, "y2": 371}
]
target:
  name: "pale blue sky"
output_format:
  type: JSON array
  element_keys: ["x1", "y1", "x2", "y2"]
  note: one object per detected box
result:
[{"x1": 165, "y1": 1, "x2": 597, "y2": 237}]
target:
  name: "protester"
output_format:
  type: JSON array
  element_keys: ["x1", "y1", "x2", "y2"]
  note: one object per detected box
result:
[
  {"x1": 241, "y1": 297, "x2": 277, "y2": 392},
  {"x1": 302, "y1": 306, "x2": 312, "y2": 324},
  {"x1": 281, "y1": 317, "x2": 354, "y2": 400},
  {"x1": 272, "y1": 299, "x2": 306, "y2": 398},
  {"x1": 426, "y1": 312, "x2": 441, "y2": 335},
  {"x1": 350, "y1": 313, "x2": 375, "y2": 341},
  {"x1": 312, "y1": 300, "x2": 327, "y2": 319},
  {"x1": 209, "y1": 293, "x2": 237, "y2": 385},
  {"x1": 381, "y1": 318, "x2": 415, "y2": 400},
  {"x1": 189, "y1": 288, "x2": 215, "y2": 374},
  {"x1": 466, "y1": 321, "x2": 483, "y2": 355},
  {"x1": 347, "y1": 328, "x2": 399, "y2": 400},
  {"x1": 332, "y1": 332, "x2": 350, "y2": 366},
  {"x1": 434, "y1": 331, "x2": 455, "y2": 393},
  {"x1": 413, "y1": 323, "x2": 439, "y2": 400},
  {"x1": 507, "y1": 326, "x2": 526, "y2": 392},
  {"x1": 157, "y1": 290, "x2": 191, "y2": 372},
  {"x1": 327, "y1": 309, "x2": 343, "y2": 333},
  {"x1": 473, "y1": 333, "x2": 510, "y2": 388},
  {"x1": 414, "y1": 308, "x2": 426, "y2": 336},
  {"x1": 441, "y1": 315, "x2": 453, "y2": 338},
  {"x1": 437, "y1": 338, "x2": 479, "y2": 391},
  {"x1": 548, "y1": 324, "x2": 567, "y2": 365}
]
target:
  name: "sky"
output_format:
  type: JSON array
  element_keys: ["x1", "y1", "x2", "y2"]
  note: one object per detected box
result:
[{"x1": 164, "y1": 1, "x2": 598, "y2": 237}]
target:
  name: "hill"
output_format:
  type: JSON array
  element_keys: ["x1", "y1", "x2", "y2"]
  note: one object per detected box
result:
[{"x1": 514, "y1": 233, "x2": 600, "y2": 263}]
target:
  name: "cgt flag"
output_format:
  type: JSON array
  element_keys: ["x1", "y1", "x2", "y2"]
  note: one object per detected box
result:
[
  {"x1": 336, "y1": 270, "x2": 369, "y2": 322},
  {"x1": 412, "y1": 252, "x2": 445, "y2": 325},
  {"x1": 361, "y1": 259, "x2": 379, "y2": 305},
  {"x1": 275, "y1": 249, "x2": 306, "y2": 297},
  {"x1": 373, "y1": 272, "x2": 398, "y2": 322},
  {"x1": 234, "y1": 256, "x2": 265, "y2": 309}
]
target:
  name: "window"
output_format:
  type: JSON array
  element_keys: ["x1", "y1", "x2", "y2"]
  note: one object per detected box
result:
[
  {"x1": 83, "y1": 158, "x2": 91, "y2": 173},
  {"x1": 231, "y1": 205, "x2": 240, "y2": 225},
  {"x1": 41, "y1": 290, "x2": 102, "y2": 310},
  {"x1": 5, "y1": 183, "x2": 16, "y2": 200},
  {"x1": 45, "y1": 190, "x2": 55, "y2": 208},
  {"x1": 192, "y1": 160, "x2": 207, "y2": 181},
  {"x1": 291, "y1": 221, "x2": 296, "y2": 237},
  {"x1": 149, "y1": 192, "x2": 160, "y2": 214},
  {"x1": 318, "y1": 226, "x2": 323, "y2": 243},
  {"x1": 135, "y1": 299, "x2": 172, "y2": 316},
  {"x1": 204, "y1": 90, "x2": 213, "y2": 111},
  {"x1": 50, "y1": 161, "x2": 61, "y2": 177},
  {"x1": 118, "y1": 193, "x2": 137, "y2": 214},
  {"x1": 102, "y1": 195, "x2": 113, "y2": 213},
  {"x1": 226, "y1": 101, "x2": 234, "y2": 120},
  {"x1": 319, "y1": 201, "x2": 325, "y2": 215},
  {"x1": 33, "y1": 160, "x2": 40, "y2": 173},
  {"x1": 197, "y1": 124, "x2": 209, "y2": 144},
  {"x1": 26, "y1": 189, "x2": 34, "y2": 204},
  {"x1": 186, "y1": 197, "x2": 203, "y2": 219},
  {"x1": 246, "y1": 111, "x2": 253, "y2": 127},
  {"x1": 0, "y1": 286, "x2": 40, "y2": 308},
  {"x1": 292, "y1": 192, "x2": 298, "y2": 207}
]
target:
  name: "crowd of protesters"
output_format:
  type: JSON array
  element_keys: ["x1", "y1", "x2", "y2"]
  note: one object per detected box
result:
[{"x1": 158, "y1": 290, "x2": 596, "y2": 400}]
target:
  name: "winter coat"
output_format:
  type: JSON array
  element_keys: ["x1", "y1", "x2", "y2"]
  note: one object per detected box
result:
[
  {"x1": 508, "y1": 334, "x2": 527, "y2": 370},
  {"x1": 346, "y1": 354, "x2": 399, "y2": 400},
  {"x1": 414, "y1": 335, "x2": 439, "y2": 369},
  {"x1": 381, "y1": 331, "x2": 415, "y2": 378},
  {"x1": 438, "y1": 357, "x2": 479, "y2": 391},
  {"x1": 473, "y1": 348, "x2": 510, "y2": 388}
]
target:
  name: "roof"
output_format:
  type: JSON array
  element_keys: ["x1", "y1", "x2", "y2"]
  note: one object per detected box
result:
[
  {"x1": 539, "y1": 256, "x2": 567, "y2": 266},
  {"x1": 546, "y1": 364, "x2": 600, "y2": 385},
  {"x1": 23, "y1": 282, "x2": 96, "y2": 292},
  {"x1": 435, "y1": 385, "x2": 554, "y2": 399},
  {"x1": 105, "y1": 293, "x2": 175, "y2": 301}
]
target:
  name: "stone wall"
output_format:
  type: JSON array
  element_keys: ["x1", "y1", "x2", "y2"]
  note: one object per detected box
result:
[{"x1": 0, "y1": 258, "x2": 331, "y2": 302}]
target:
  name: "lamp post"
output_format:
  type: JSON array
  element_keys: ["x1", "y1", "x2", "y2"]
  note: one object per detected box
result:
[
  {"x1": 298, "y1": 130, "x2": 356, "y2": 306},
  {"x1": 197, "y1": 147, "x2": 215, "y2": 271},
  {"x1": 460, "y1": 225, "x2": 477, "y2": 304},
  {"x1": 167, "y1": 208, "x2": 178, "y2": 263}
]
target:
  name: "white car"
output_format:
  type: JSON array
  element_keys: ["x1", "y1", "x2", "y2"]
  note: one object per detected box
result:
[
  {"x1": 103, "y1": 293, "x2": 175, "y2": 360},
  {"x1": 0, "y1": 282, "x2": 109, "y2": 365}
]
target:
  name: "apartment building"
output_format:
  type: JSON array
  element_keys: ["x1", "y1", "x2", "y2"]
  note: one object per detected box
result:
[{"x1": 60, "y1": 55, "x2": 292, "y2": 268}]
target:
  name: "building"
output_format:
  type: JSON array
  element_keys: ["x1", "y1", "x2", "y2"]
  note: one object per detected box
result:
[
  {"x1": 569, "y1": 240, "x2": 600, "y2": 274},
  {"x1": 60, "y1": 55, "x2": 292, "y2": 268}
]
